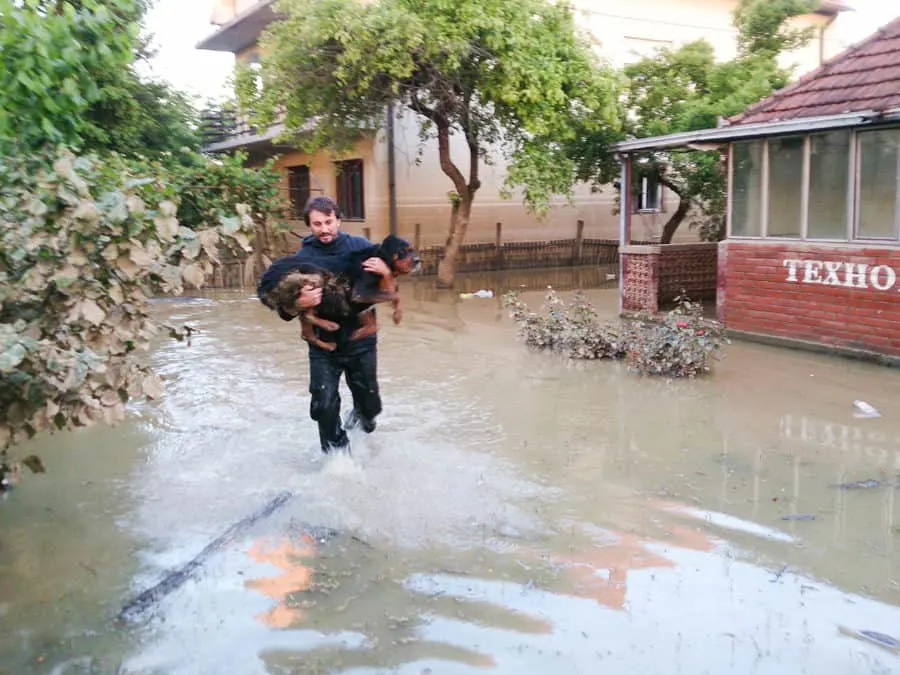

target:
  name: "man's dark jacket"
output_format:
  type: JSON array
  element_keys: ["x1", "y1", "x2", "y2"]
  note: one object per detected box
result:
[{"x1": 257, "y1": 232, "x2": 377, "y2": 355}]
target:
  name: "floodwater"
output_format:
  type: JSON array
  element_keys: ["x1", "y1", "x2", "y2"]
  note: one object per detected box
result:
[{"x1": 3, "y1": 266, "x2": 900, "y2": 674}]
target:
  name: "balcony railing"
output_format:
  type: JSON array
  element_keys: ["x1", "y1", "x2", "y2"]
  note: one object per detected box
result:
[{"x1": 200, "y1": 105, "x2": 259, "y2": 146}]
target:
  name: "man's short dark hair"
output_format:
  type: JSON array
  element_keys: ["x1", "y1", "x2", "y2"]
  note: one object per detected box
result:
[{"x1": 303, "y1": 196, "x2": 342, "y2": 227}]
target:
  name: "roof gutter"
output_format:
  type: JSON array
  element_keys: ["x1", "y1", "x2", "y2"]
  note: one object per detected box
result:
[{"x1": 614, "y1": 111, "x2": 880, "y2": 153}]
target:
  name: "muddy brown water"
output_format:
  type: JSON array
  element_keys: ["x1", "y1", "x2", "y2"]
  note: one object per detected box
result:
[{"x1": 3, "y1": 266, "x2": 900, "y2": 674}]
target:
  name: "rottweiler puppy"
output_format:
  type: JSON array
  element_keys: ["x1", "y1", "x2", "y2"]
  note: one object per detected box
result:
[
  {"x1": 259, "y1": 235, "x2": 420, "y2": 351},
  {"x1": 348, "y1": 234, "x2": 420, "y2": 341}
]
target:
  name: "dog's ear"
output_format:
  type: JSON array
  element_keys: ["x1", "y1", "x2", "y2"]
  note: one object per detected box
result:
[{"x1": 383, "y1": 234, "x2": 413, "y2": 258}]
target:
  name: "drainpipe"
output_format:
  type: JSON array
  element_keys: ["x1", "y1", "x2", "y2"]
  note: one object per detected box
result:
[{"x1": 386, "y1": 103, "x2": 398, "y2": 236}]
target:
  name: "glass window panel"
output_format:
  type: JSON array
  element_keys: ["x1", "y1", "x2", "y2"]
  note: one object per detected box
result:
[
  {"x1": 731, "y1": 141, "x2": 762, "y2": 237},
  {"x1": 857, "y1": 129, "x2": 900, "y2": 240},
  {"x1": 766, "y1": 136, "x2": 804, "y2": 237},
  {"x1": 808, "y1": 131, "x2": 850, "y2": 239}
]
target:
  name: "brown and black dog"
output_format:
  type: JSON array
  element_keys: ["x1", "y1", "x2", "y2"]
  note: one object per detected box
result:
[{"x1": 260, "y1": 235, "x2": 420, "y2": 351}]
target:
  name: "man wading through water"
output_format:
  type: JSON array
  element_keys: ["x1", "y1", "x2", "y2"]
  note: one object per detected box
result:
[{"x1": 258, "y1": 196, "x2": 392, "y2": 454}]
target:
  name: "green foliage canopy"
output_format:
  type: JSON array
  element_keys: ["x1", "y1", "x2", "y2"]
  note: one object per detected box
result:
[
  {"x1": 0, "y1": 0, "x2": 201, "y2": 156},
  {"x1": 237, "y1": 0, "x2": 622, "y2": 285},
  {"x1": 575, "y1": 0, "x2": 818, "y2": 243}
]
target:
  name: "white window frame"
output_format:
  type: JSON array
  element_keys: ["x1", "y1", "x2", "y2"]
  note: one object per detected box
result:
[
  {"x1": 637, "y1": 175, "x2": 662, "y2": 213},
  {"x1": 727, "y1": 125, "x2": 900, "y2": 244},
  {"x1": 853, "y1": 129, "x2": 900, "y2": 242}
]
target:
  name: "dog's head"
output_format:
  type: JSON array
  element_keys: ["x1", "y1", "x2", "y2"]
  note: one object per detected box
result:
[
  {"x1": 260, "y1": 270, "x2": 323, "y2": 314},
  {"x1": 379, "y1": 234, "x2": 420, "y2": 276}
]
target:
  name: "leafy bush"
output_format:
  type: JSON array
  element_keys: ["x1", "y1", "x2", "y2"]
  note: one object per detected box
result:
[
  {"x1": 503, "y1": 288, "x2": 728, "y2": 377},
  {"x1": 0, "y1": 149, "x2": 270, "y2": 478},
  {"x1": 504, "y1": 288, "x2": 630, "y2": 360},
  {"x1": 623, "y1": 294, "x2": 729, "y2": 377}
]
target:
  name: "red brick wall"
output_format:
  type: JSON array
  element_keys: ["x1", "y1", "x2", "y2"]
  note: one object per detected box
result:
[
  {"x1": 658, "y1": 243, "x2": 718, "y2": 305},
  {"x1": 622, "y1": 243, "x2": 718, "y2": 313},
  {"x1": 719, "y1": 241, "x2": 900, "y2": 357}
]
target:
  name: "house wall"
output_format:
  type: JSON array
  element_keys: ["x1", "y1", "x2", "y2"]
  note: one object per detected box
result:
[
  {"x1": 211, "y1": 0, "x2": 264, "y2": 25},
  {"x1": 718, "y1": 241, "x2": 900, "y2": 360},
  {"x1": 262, "y1": 135, "x2": 391, "y2": 246},
  {"x1": 236, "y1": 44, "x2": 260, "y2": 63},
  {"x1": 571, "y1": 0, "x2": 844, "y2": 67}
]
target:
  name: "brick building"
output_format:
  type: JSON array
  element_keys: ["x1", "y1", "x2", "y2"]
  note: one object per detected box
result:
[{"x1": 615, "y1": 16, "x2": 900, "y2": 364}]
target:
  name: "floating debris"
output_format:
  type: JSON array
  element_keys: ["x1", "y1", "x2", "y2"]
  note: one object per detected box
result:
[
  {"x1": 770, "y1": 564, "x2": 788, "y2": 583},
  {"x1": 780, "y1": 514, "x2": 816, "y2": 521},
  {"x1": 22, "y1": 455, "x2": 46, "y2": 474},
  {"x1": 839, "y1": 625, "x2": 900, "y2": 653},
  {"x1": 118, "y1": 490, "x2": 293, "y2": 623},
  {"x1": 852, "y1": 400, "x2": 881, "y2": 419},
  {"x1": 460, "y1": 289, "x2": 494, "y2": 299},
  {"x1": 832, "y1": 479, "x2": 883, "y2": 490}
]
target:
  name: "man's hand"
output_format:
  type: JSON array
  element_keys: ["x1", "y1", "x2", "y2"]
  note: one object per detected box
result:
[
  {"x1": 296, "y1": 287, "x2": 322, "y2": 310},
  {"x1": 362, "y1": 257, "x2": 391, "y2": 277}
]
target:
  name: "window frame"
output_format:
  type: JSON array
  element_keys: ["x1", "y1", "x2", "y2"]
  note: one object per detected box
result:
[
  {"x1": 287, "y1": 165, "x2": 311, "y2": 220},
  {"x1": 727, "y1": 125, "x2": 900, "y2": 244},
  {"x1": 335, "y1": 158, "x2": 365, "y2": 221},
  {"x1": 853, "y1": 129, "x2": 900, "y2": 242},
  {"x1": 636, "y1": 174, "x2": 663, "y2": 213}
]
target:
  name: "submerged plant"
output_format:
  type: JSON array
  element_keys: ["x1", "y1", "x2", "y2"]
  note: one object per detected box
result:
[{"x1": 502, "y1": 288, "x2": 728, "y2": 378}]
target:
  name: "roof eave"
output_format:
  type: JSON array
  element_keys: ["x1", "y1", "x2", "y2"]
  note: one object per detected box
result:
[
  {"x1": 202, "y1": 123, "x2": 288, "y2": 154},
  {"x1": 814, "y1": 0, "x2": 853, "y2": 16},
  {"x1": 196, "y1": 0, "x2": 279, "y2": 53},
  {"x1": 614, "y1": 110, "x2": 900, "y2": 153}
]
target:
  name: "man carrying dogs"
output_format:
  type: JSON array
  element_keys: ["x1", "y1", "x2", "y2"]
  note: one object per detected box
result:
[{"x1": 257, "y1": 196, "x2": 392, "y2": 455}]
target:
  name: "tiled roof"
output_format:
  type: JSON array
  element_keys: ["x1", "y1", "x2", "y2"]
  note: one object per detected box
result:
[{"x1": 728, "y1": 16, "x2": 900, "y2": 126}]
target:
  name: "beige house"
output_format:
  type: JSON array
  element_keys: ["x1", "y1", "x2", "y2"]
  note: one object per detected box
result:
[{"x1": 197, "y1": 0, "x2": 851, "y2": 247}]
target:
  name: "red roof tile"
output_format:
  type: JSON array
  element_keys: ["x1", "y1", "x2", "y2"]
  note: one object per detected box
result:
[{"x1": 728, "y1": 16, "x2": 900, "y2": 125}]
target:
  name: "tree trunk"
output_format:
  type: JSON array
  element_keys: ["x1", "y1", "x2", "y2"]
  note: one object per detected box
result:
[
  {"x1": 659, "y1": 197, "x2": 691, "y2": 244},
  {"x1": 408, "y1": 92, "x2": 480, "y2": 288},
  {"x1": 436, "y1": 196, "x2": 473, "y2": 288},
  {"x1": 658, "y1": 176, "x2": 691, "y2": 245}
]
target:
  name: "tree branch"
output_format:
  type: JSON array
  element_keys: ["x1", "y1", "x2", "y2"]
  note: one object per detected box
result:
[
  {"x1": 410, "y1": 91, "x2": 468, "y2": 197},
  {"x1": 461, "y1": 89, "x2": 481, "y2": 196}
]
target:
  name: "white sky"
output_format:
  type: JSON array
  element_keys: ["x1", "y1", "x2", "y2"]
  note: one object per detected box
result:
[{"x1": 139, "y1": 0, "x2": 899, "y2": 105}]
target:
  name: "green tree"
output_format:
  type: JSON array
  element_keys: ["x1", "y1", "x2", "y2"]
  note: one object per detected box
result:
[
  {"x1": 236, "y1": 0, "x2": 620, "y2": 287},
  {"x1": 0, "y1": 3, "x2": 294, "y2": 487},
  {"x1": 575, "y1": 0, "x2": 817, "y2": 243},
  {"x1": 0, "y1": 0, "x2": 201, "y2": 157},
  {"x1": 0, "y1": 149, "x2": 291, "y2": 484}
]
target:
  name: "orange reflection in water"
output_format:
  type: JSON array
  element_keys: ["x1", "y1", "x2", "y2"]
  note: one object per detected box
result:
[
  {"x1": 534, "y1": 524, "x2": 714, "y2": 610},
  {"x1": 243, "y1": 534, "x2": 317, "y2": 628}
]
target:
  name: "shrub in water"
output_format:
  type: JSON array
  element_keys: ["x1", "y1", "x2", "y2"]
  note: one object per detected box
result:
[
  {"x1": 624, "y1": 294, "x2": 728, "y2": 378},
  {"x1": 502, "y1": 288, "x2": 728, "y2": 377}
]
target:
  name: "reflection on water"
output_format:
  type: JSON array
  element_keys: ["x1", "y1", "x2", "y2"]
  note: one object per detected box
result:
[
  {"x1": 2, "y1": 266, "x2": 900, "y2": 674},
  {"x1": 245, "y1": 536, "x2": 316, "y2": 629}
]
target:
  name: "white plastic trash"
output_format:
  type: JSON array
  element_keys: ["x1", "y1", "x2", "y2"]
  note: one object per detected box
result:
[
  {"x1": 853, "y1": 400, "x2": 881, "y2": 419},
  {"x1": 460, "y1": 289, "x2": 494, "y2": 299}
]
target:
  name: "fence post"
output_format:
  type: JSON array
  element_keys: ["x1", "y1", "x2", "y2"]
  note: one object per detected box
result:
[
  {"x1": 414, "y1": 223, "x2": 422, "y2": 252},
  {"x1": 363, "y1": 226, "x2": 372, "y2": 241},
  {"x1": 574, "y1": 219, "x2": 585, "y2": 265},
  {"x1": 495, "y1": 222, "x2": 503, "y2": 270}
]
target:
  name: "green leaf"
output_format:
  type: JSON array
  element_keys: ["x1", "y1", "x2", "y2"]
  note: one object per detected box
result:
[{"x1": 0, "y1": 343, "x2": 27, "y2": 372}]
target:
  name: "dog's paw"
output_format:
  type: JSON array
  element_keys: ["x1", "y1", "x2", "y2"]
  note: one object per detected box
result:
[{"x1": 392, "y1": 308, "x2": 403, "y2": 325}]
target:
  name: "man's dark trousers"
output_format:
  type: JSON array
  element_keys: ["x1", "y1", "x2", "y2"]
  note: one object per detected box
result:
[{"x1": 308, "y1": 345, "x2": 381, "y2": 453}]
